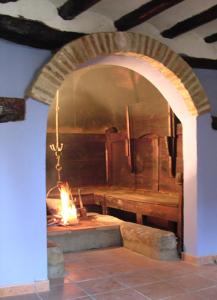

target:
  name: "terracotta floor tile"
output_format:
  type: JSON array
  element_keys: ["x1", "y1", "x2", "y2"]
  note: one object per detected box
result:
[
  {"x1": 65, "y1": 261, "x2": 92, "y2": 271},
  {"x1": 196, "y1": 264, "x2": 217, "y2": 272},
  {"x1": 148, "y1": 267, "x2": 195, "y2": 281},
  {"x1": 49, "y1": 277, "x2": 73, "y2": 288},
  {"x1": 66, "y1": 267, "x2": 105, "y2": 282},
  {"x1": 1, "y1": 294, "x2": 38, "y2": 300},
  {"x1": 165, "y1": 291, "x2": 207, "y2": 300},
  {"x1": 51, "y1": 249, "x2": 217, "y2": 300},
  {"x1": 77, "y1": 277, "x2": 125, "y2": 295},
  {"x1": 114, "y1": 270, "x2": 160, "y2": 287},
  {"x1": 39, "y1": 283, "x2": 87, "y2": 300},
  {"x1": 83, "y1": 257, "x2": 121, "y2": 267},
  {"x1": 73, "y1": 298, "x2": 94, "y2": 300},
  {"x1": 92, "y1": 288, "x2": 149, "y2": 300},
  {"x1": 168, "y1": 273, "x2": 216, "y2": 291},
  {"x1": 96, "y1": 263, "x2": 139, "y2": 276},
  {"x1": 135, "y1": 281, "x2": 185, "y2": 300},
  {"x1": 64, "y1": 253, "x2": 85, "y2": 263},
  {"x1": 198, "y1": 285, "x2": 217, "y2": 299},
  {"x1": 198, "y1": 269, "x2": 217, "y2": 282}
]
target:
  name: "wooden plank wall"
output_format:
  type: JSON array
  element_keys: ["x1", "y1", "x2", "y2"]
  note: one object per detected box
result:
[
  {"x1": 106, "y1": 125, "x2": 183, "y2": 193},
  {"x1": 46, "y1": 133, "x2": 106, "y2": 190}
]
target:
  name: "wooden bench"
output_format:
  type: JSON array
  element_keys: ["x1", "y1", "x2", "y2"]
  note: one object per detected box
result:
[{"x1": 75, "y1": 185, "x2": 183, "y2": 253}]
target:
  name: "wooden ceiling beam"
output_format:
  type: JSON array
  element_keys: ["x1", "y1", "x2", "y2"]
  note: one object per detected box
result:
[
  {"x1": 181, "y1": 55, "x2": 217, "y2": 70},
  {"x1": 0, "y1": 14, "x2": 85, "y2": 50},
  {"x1": 0, "y1": 0, "x2": 18, "y2": 3},
  {"x1": 58, "y1": 0, "x2": 101, "y2": 20},
  {"x1": 162, "y1": 4, "x2": 217, "y2": 38},
  {"x1": 204, "y1": 32, "x2": 217, "y2": 43},
  {"x1": 114, "y1": 0, "x2": 184, "y2": 31}
]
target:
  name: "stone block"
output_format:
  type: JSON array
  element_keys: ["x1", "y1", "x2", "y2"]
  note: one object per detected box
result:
[
  {"x1": 47, "y1": 241, "x2": 65, "y2": 279},
  {"x1": 120, "y1": 222, "x2": 178, "y2": 260}
]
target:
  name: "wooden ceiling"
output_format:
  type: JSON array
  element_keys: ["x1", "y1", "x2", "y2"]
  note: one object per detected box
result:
[{"x1": 0, "y1": 0, "x2": 216, "y2": 68}]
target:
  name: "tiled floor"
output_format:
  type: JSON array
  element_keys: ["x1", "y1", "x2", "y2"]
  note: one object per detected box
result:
[{"x1": 4, "y1": 247, "x2": 217, "y2": 300}]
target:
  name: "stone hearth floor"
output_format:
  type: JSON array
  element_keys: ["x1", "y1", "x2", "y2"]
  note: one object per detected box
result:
[{"x1": 4, "y1": 247, "x2": 217, "y2": 300}]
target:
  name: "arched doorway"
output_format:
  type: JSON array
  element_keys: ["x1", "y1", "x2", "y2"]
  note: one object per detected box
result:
[
  {"x1": 46, "y1": 64, "x2": 184, "y2": 248},
  {"x1": 28, "y1": 32, "x2": 211, "y2": 261}
]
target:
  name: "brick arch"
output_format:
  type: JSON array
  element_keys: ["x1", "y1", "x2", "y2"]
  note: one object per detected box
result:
[{"x1": 27, "y1": 32, "x2": 210, "y2": 116}]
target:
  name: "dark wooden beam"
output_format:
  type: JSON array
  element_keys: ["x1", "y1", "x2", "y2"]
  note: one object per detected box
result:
[
  {"x1": 204, "y1": 32, "x2": 217, "y2": 43},
  {"x1": 162, "y1": 4, "x2": 217, "y2": 38},
  {"x1": 181, "y1": 55, "x2": 217, "y2": 70},
  {"x1": 114, "y1": 0, "x2": 184, "y2": 31},
  {"x1": 0, "y1": 98, "x2": 25, "y2": 123},
  {"x1": 0, "y1": 0, "x2": 18, "y2": 3},
  {"x1": 0, "y1": 14, "x2": 85, "y2": 50},
  {"x1": 58, "y1": 0, "x2": 101, "y2": 20},
  {"x1": 211, "y1": 116, "x2": 217, "y2": 130}
]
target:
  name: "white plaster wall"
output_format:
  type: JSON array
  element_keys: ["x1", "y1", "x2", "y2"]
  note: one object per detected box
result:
[
  {"x1": 0, "y1": 39, "x2": 51, "y2": 287},
  {"x1": 182, "y1": 117, "x2": 198, "y2": 255}
]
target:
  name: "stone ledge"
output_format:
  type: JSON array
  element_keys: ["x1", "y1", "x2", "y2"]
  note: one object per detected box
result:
[{"x1": 120, "y1": 222, "x2": 178, "y2": 260}]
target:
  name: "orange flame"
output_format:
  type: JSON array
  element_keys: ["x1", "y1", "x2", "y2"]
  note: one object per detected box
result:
[{"x1": 59, "y1": 183, "x2": 78, "y2": 225}]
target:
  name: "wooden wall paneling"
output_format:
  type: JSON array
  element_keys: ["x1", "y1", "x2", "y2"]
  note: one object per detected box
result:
[
  {"x1": 110, "y1": 133, "x2": 135, "y2": 187},
  {"x1": 46, "y1": 133, "x2": 106, "y2": 189},
  {"x1": 158, "y1": 137, "x2": 178, "y2": 193},
  {"x1": 135, "y1": 134, "x2": 159, "y2": 191},
  {"x1": 105, "y1": 131, "x2": 135, "y2": 187},
  {"x1": 130, "y1": 101, "x2": 170, "y2": 138}
]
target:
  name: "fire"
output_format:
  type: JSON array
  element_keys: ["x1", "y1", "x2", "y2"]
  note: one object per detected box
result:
[{"x1": 59, "y1": 183, "x2": 78, "y2": 225}]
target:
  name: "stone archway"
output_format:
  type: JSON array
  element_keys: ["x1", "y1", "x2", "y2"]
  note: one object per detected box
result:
[
  {"x1": 27, "y1": 32, "x2": 210, "y2": 117},
  {"x1": 27, "y1": 31, "x2": 217, "y2": 261}
]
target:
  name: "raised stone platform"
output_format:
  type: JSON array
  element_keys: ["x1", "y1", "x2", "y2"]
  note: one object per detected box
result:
[
  {"x1": 47, "y1": 214, "x2": 123, "y2": 253},
  {"x1": 47, "y1": 214, "x2": 178, "y2": 261}
]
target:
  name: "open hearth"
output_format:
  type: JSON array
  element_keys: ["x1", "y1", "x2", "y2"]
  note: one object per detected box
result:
[{"x1": 47, "y1": 213, "x2": 123, "y2": 253}]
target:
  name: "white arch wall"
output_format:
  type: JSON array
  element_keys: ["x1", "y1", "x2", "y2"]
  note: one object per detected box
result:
[
  {"x1": 81, "y1": 55, "x2": 197, "y2": 254},
  {"x1": 76, "y1": 54, "x2": 217, "y2": 260}
]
